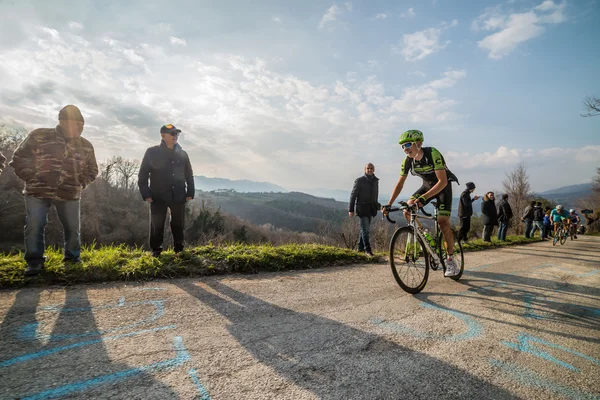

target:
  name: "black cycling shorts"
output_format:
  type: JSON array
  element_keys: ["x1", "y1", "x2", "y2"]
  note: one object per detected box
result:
[{"x1": 411, "y1": 182, "x2": 452, "y2": 217}]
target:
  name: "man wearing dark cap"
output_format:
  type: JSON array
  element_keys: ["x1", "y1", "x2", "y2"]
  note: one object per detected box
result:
[
  {"x1": 138, "y1": 124, "x2": 195, "y2": 256},
  {"x1": 457, "y1": 181, "x2": 480, "y2": 242},
  {"x1": 10, "y1": 105, "x2": 98, "y2": 275}
]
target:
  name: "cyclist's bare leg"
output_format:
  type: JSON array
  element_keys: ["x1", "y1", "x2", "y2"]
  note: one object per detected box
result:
[{"x1": 438, "y1": 216, "x2": 454, "y2": 256}]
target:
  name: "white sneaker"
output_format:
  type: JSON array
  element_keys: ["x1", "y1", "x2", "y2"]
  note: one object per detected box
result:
[{"x1": 444, "y1": 258, "x2": 459, "y2": 277}]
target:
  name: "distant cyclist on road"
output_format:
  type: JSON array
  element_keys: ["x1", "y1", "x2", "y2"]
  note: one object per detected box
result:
[
  {"x1": 569, "y1": 209, "x2": 580, "y2": 239},
  {"x1": 382, "y1": 129, "x2": 460, "y2": 277},
  {"x1": 550, "y1": 205, "x2": 570, "y2": 236}
]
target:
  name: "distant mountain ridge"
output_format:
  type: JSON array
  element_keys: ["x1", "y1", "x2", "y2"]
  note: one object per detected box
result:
[{"x1": 194, "y1": 176, "x2": 287, "y2": 193}]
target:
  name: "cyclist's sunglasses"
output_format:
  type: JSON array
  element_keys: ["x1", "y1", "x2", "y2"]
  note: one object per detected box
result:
[{"x1": 401, "y1": 142, "x2": 415, "y2": 149}]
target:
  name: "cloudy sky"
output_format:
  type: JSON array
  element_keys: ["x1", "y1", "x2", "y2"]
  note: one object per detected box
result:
[{"x1": 0, "y1": 0, "x2": 598, "y2": 197}]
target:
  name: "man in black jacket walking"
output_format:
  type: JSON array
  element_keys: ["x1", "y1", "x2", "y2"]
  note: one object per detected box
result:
[
  {"x1": 138, "y1": 124, "x2": 195, "y2": 256},
  {"x1": 497, "y1": 194, "x2": 514, "y2": 241},
  {"x1": 458, "y1": 182, "x2": 480, "y2": 241},
  {"x1": 349, "y1": 163, "x2": 380, "y2": 256}
]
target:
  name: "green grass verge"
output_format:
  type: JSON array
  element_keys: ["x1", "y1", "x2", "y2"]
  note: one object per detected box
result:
[
  {"x1": 0, "y1": 243, "x2": 374, "y2": 288},
  {"x1": 0, "y1": 234, "x2": 553, "y2": 288},
  {"x1": 459, "y1": 235, "x2": 542, "y2": 252}
]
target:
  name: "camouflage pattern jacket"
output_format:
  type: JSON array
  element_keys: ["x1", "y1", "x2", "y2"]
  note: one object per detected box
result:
[
  {"x1": 0, "y1": 151, "x2": 6, "y2": 174},
  {"x1": 9, "y1": 126, "x2": 98, "y2": 200}
]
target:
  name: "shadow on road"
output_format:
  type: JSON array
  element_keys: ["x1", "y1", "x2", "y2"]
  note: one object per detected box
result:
[
  {"x1": 416, "y1": 269, "x2": 600, "y2": 344},
  {"x1": 0, "y1": 287, "x2": 178, "y2": 399},
  {"x1": 176, "y1": 279, "x2": 519, "y2": 400}
]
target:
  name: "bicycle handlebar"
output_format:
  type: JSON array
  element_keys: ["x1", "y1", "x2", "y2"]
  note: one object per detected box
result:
[{"x1": 383, "y1": 200, "x2": 432, "y2": 223}]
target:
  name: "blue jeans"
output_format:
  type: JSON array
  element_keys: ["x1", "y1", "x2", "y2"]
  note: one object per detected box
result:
[
  {"x1": 357, "y1": 215, "x2": 373, "y2": 252},
  {"x1": 524, "y1": 220, "x2": 533, "y2": 238},
  {"x1": 531, "y1": 221, "x2": 543, "y2": 237},
  {"x1": 24, "y1": 195, "x2": 81, "y2": 265},
  {"x1": 498, "y1": 221, "x2": 509, "y2": 241}
]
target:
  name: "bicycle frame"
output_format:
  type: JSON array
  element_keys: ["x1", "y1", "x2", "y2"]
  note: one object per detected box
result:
[{"x1": 387, "y1": 202, "x2": 443, "y2": 266}]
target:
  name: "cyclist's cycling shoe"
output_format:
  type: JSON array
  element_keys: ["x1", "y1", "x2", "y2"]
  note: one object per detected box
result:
[{"x1": 444, "y1": 258, "x2": 459, "y2": 277}]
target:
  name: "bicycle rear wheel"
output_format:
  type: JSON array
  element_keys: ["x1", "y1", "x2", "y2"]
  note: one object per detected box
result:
[
  {"x1": 389, "y1": 226, "x2": 429, "y2": 294},
  {"x1": 437, "y1": 229, "x2": 464, "y2": 280}
]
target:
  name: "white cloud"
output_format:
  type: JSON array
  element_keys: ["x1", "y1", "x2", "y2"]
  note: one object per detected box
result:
[
  {"x1": 400, "y1": 8, "x2": 416, "y2": 19},
  {"x1": 319, "y1": 3, "x2": 352, "y2": 30},
  {"x1": 395, "y1": 28, "x2": 448, "y2": 61},
  {"x1": 447, "y1": 145, "x2": 600, "y2": 169},
  {"x1": 319, "y1": 5, "x2": 342, "y2": 29},
  {"x1": 0, "y1": 24, "x2": 469, "y2": 188},
  {"x1": 474, "y1": 1, "x2": 567, "y2": 59},
  {"x1": 68, "y1": 21, "x2": 83, "y2": 31},
  {"x1": 272, "y1": 16, "x2": 282, "y2": 23},
  {"x1": 169, "y1": 36, "x2": 187, "y2": 46},
  {"x1": 373, "y1": 13, "x2": 388, "y2": 20},
  {"x1": 408, "y1": 70, "x2": 426, "y2": 77}
]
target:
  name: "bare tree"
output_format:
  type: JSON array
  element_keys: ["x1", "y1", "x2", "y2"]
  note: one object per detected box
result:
[
  {"x1": 502, "y1": 162, "x2": 532, "y2": 235},
  {"x1": 581, "y1": 96, "x2": 600, "y2": 117},
  {"x1": 336, "y1": 217, "x2": 360, "y2": 249},
  {"x1": 113, "y1": 156, "x2": 140, "y2": 196},
  {"x1": 0, "y1": 125, "x2": 28, "y2": 151}
]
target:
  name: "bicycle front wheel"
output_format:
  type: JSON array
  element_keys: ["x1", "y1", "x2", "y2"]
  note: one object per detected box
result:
[
  {"x1": 553, "y1": 230, "x2": 559, "y2": 246},
  {"x1": 560, "y1": 228, "x2": 567, "y2": 245},
  {"x1": 437, "y1": 229, "x2": 464, "y2": 281},
  {"x1": 389, "y1": 226, "x2": 429, "y2": 294}
]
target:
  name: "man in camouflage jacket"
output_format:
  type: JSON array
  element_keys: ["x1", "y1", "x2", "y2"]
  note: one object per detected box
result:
[
  {"x1": 10, "y1": 105, "x2": 98, "y2": 275},
  {"x1": 0, "y1": 151, "x2": 6, "y2": 174}
]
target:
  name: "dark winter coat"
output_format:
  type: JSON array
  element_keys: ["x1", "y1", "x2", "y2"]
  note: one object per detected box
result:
[
  {"x1": 349, "y1": 174, "x2": 380, "y2": 217},
  {"x1": 533, "y1": 206, "x2": 544, "y2": 221},
  {"x1": 9, "y1": 126, "x2": 98, "y2": 200},
  {"x1": 497, "y1": 199, "x2": 514, "y2": 223},
  {"x1": 522, "y1": 204, "x2": 535, "y2": 221},
  {"x1": 458, "y1": 189, "x2": 476, "y2": 218},
  {"x1": 0, "y1": 151, "x2": 6, "y2": 174},
  {"x1": 481, "y1": 198, "x2": 498, "y2": 226},
  {"x1": 138, "y1": 141, "x2": 195, "y2": 204}
]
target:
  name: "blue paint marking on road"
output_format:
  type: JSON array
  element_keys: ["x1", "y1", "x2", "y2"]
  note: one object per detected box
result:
[
  {"x1": 528, "y1": 263, "x2": 599, "y2": 279},
  {"x1": 501, "y1": 333, "x2": 600, "y2": 373},
  {"x1": 522, "y1": 294, "x2": 547, "y2": 320},
  {"x1": 370, "y1": 302, "x2": 483, "y2": 341},
  {"x1": 139, "y1": 287, "x2": 168, "y2": 291},
  {"x1": 489, "y1": 359, "x2": 600, "y2": 400},
  {"x1": 188, "y1": 368, "x2": 212, "y2": 400},
  {"x1": 577, "y1": 269, "x2": 599, "y2": 278},
  {"x1": 0, "y1": 325, "x2": 176, "y2": 368},
  {"x1": 19, "y1": 299, "x2": 167, "y2": 342},
  {"x1": 21, "y1": 336, "x2": 192, "y2": 400}
]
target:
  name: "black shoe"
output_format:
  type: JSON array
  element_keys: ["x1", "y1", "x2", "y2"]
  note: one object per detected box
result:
[
  {"x1": 24, "y1": 263, "x2": 44, "y2": 276},
  {"x1": 152, "y1": 251, "x2": 162, "y2": 258},
  {"x1": 174, "y1": 247, "x2": 184, "y2": 254},
  {"x1": 63, "y1": 257, "x2": 81, "y2": 263},
  {"x1": 365, "y1": 250, "x2": 374, "y2": 257}
]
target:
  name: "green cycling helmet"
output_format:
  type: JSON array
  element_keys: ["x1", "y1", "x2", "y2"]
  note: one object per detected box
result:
[{"x1": 399, "y1": 129, "x2": 424, "y2": 145}]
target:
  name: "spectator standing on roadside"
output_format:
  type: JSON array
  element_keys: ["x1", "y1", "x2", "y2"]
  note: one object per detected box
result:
[
  {"x1": 458, "y1": 182, "x2": 480, "y2": 242},
  {"x1": 349, "y1": 163, "x2": 380, "y2": 257},
  {"x1": 530, "y1": 202, "x2": 544, "y2": 238},
  {"x1": 9, "y1": 105, "x2": 98, "y2": 275},
  {"x1": 522, "y1": 201, "x2": 536, "y2": 238},
  {"x1": 480, "y1": 191, "x2": 498, "y2": 242},
  {"x1": 497, "y1": 194, "x2": 513, "y2": 241}
]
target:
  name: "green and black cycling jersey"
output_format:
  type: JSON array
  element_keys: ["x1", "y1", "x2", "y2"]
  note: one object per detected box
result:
[
  {"x1": 400, "y1": 147, "x2": 458, "y2": 185},
  {"x1": 400, "y1": 146, "x2": 459, "y2": 217}
]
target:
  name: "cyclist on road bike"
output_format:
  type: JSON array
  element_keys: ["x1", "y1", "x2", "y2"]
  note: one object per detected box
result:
[
  {"x1": 569, "y1": 209, "x2": 580, "y2": 239},
  {"x1": 382, "y1": 129, "x2": 460, "y2": 277},
  {"x1": 550, "y1": 205, "x2": 570, "y2": 235}
]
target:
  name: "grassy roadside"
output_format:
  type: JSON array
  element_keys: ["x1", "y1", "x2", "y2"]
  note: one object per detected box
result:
[
  {"x1": 0, "y1": 235, "x2": 548, "y2": 288},
  {"x1": 0, "y1": 244, "x2": 372, "y2": 288}
]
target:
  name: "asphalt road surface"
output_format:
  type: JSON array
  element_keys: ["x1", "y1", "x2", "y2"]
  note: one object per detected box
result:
[{"x1": 1, "y1": 236, "x2": 599, "y2": 399}]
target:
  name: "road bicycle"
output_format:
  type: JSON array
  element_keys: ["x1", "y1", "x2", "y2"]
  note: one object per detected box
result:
[
  {"x1": 383, "y1": 201, "x2": 464, "y2": 294},
  {"x1": 552, "y1": 221, "x2": 569, "y2": 246}
]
